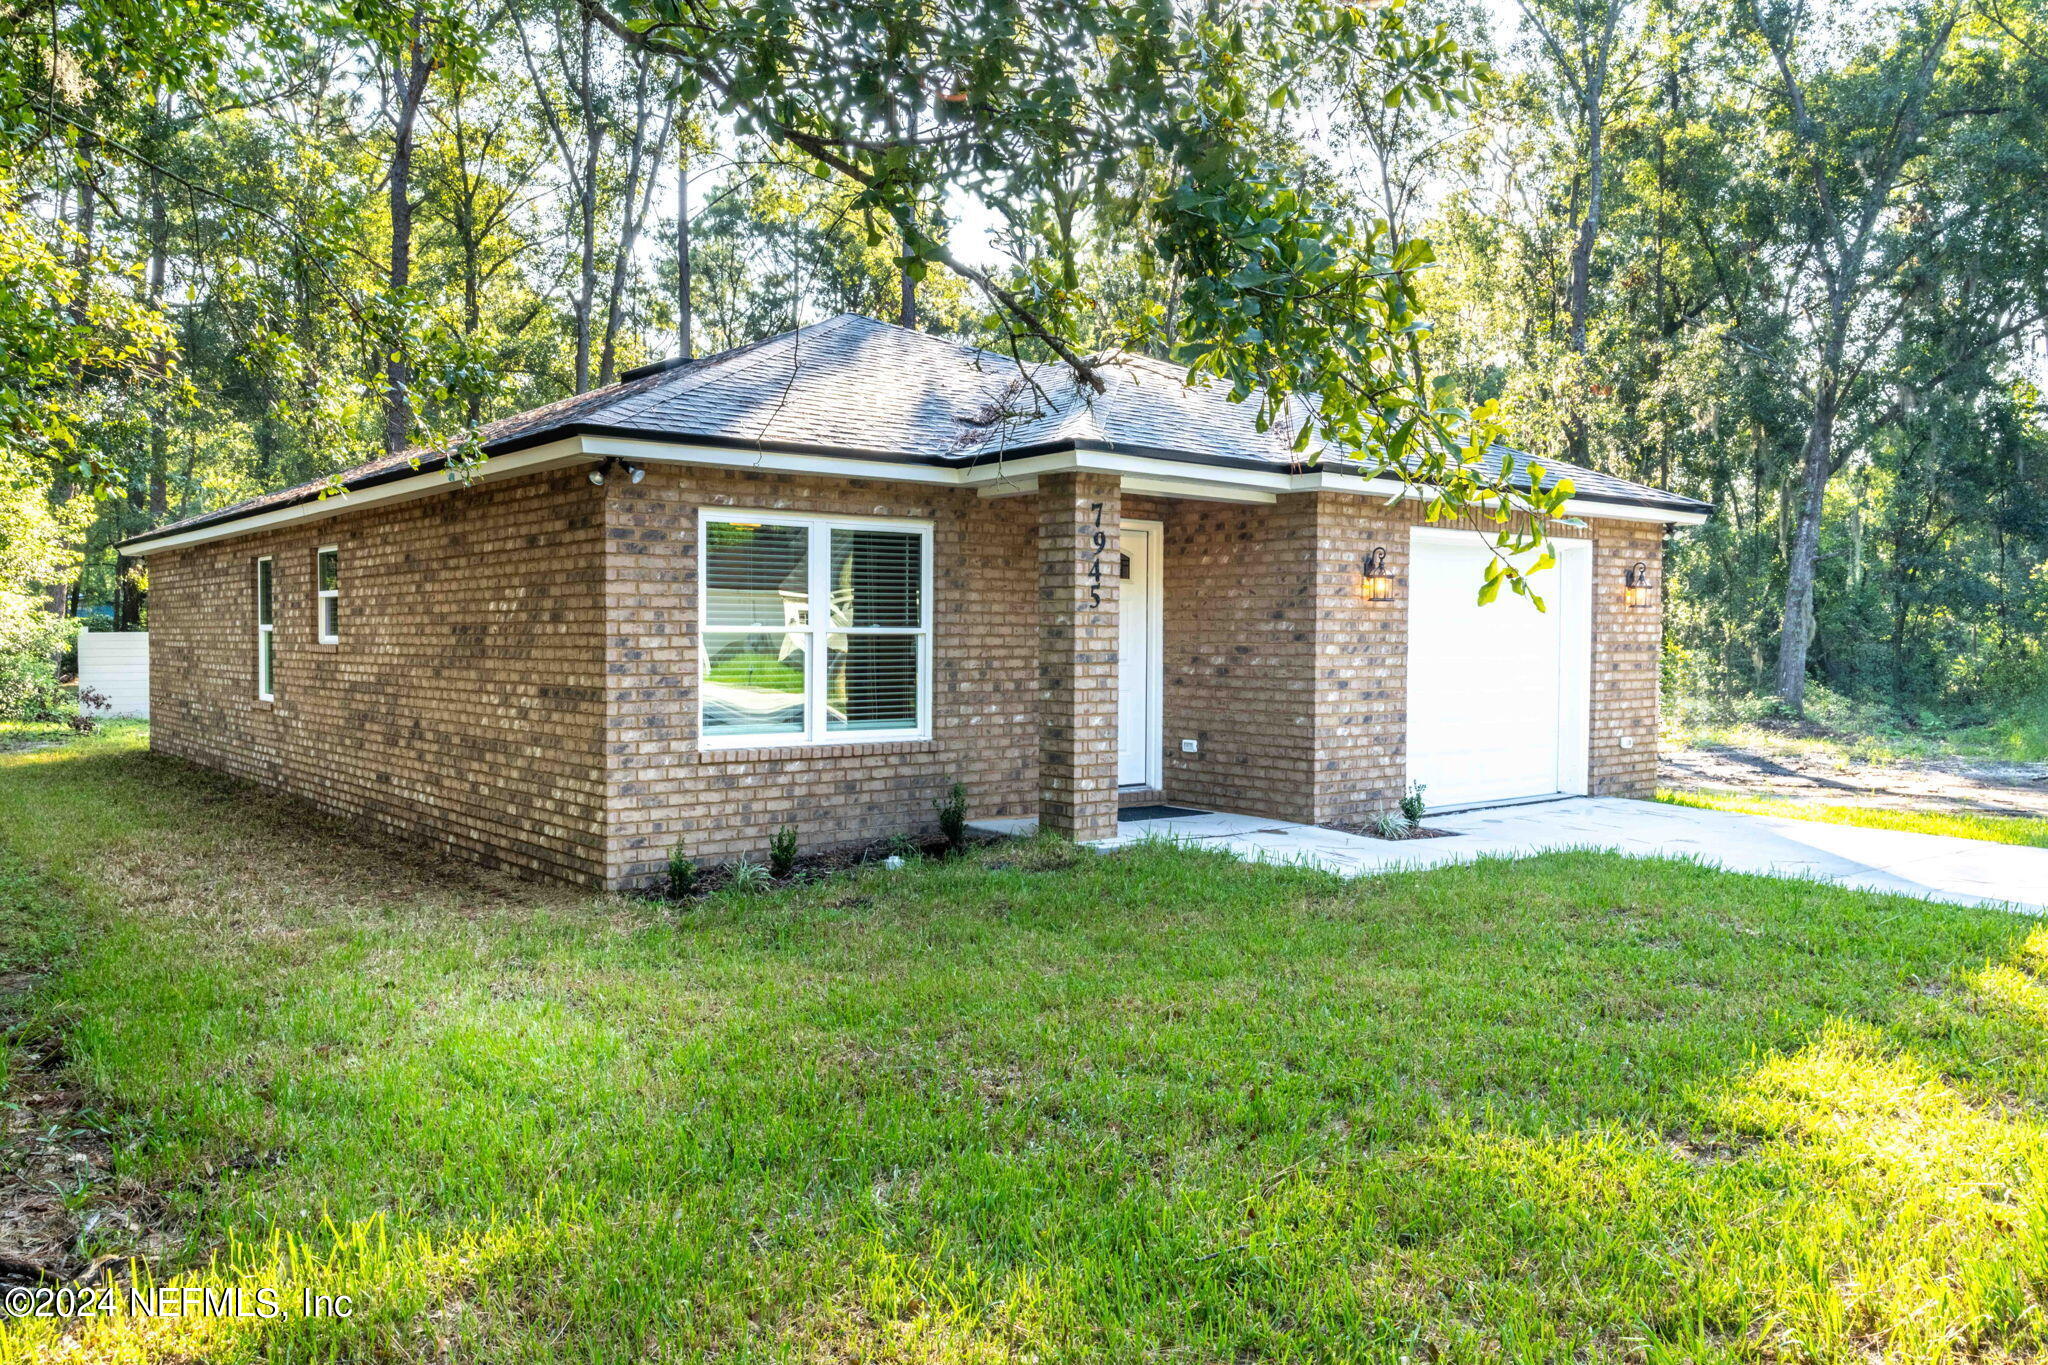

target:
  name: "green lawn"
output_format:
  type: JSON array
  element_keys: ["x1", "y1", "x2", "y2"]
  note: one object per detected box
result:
[
  {"x1": 4, "y1": 729, "x2": 2048, "y2": 1362},
  {"x1": 1657, "y1": 786, "x2": 2048, "y2": 849}
]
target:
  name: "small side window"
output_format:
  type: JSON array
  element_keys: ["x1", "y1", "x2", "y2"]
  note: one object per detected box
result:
[
  {"x1": 255, "y1": 557, "x2": 275, "y2": 700},
  {"x1": 315, "y1": 547, "x2": 339, "y2": 643}
]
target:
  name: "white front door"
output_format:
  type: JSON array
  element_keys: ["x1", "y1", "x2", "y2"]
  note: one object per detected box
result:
[
  {"x1": 1405, "y1": 529, "x2": 1592, "y2": 809},
  {"x1": 1118, "y1": 521, "x2": 1163, "y2": 788}
]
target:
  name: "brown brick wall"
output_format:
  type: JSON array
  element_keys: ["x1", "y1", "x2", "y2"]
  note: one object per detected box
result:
[
  {"x1": 147, "y1": 460, "x2": 1666, "y2": 891},
  {"x1": 601, "y1": 465, "x2": 1040, "y2": 886},
  {"x1": 147, "y1": 468, "x2": 613, "y2": 885},
  {"x1": 1148, "y1": 494, "x2": 1660, "y2": 823},
  {"x1": 1150, "y1": 495, "x2": 1319, "y2": 822}
]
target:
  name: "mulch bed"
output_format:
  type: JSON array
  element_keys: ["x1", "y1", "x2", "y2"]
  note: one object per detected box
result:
[
  {"x1": 1320, "y1": 822, "x2": 1458, "y2": 842},
  {"x1": 644, "y1": 829, "x2": 1008, "y2": 903}
]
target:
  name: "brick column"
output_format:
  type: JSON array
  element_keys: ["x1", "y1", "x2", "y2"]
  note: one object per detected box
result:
[
  {"x1": 1037, "y1": 471, "x2": 1122, "y2": 840},
  {"x1": 1306, "y1": 491, "x2": 1408, "y2": 826},
  {"x1": 1590, "y1": 523, "x2": 1663, "y2": 796}
]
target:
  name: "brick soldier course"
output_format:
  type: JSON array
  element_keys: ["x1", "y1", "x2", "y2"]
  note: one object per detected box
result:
[{"x1": 125, "y1": 314, "x2": 1707, "y2": 891}]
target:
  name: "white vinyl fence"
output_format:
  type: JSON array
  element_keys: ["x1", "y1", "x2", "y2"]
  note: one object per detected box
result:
[{"x1": 77, "y1": 630, "x2": 149, "y2": 717}]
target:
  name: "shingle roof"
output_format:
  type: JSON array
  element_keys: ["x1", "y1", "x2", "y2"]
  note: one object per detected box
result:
[{"x1": 125, "y1": 313, "x2": 1708, "y2": 546}]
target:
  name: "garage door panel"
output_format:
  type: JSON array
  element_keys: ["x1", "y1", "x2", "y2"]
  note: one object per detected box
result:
[{"x1": 1406, "y1": 534, "x2": 1586, "y2": 809}]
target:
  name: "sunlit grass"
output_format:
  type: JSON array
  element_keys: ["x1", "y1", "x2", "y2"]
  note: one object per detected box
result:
[
  {"x1": 1656, "y1": 785, "x2": 2048, "y2": 848},
  {"x1": 0, "y1": 1214, "x2": 552, "y2": 1363},
  {"x1": 0, "y1": 717, "x2": 147, "y2": 754},
  {"x1": 5, "y1": 726, "x2": 2048, "y2": 1361}
]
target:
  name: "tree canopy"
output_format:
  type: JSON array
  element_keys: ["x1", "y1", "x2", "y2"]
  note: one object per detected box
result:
[{"x1": 2, "y1": 0, "x2": 2045, "y2": 720}]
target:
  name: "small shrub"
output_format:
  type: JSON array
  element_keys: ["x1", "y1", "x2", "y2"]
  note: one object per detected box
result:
[
  {"x1": 884, "y1": 833, "x2": 921, "y2": 862},
  {"x1": 1400, "y1": 782, "x2": 1427, "y2": 833},
  {"x1": 728, "y1": 860, "x2": 771, "y2": 893},
  {"x1": 67, "y1": 684, "x2": 108, "y2": 733},
  {"x1": 1372, "y1": 812, "x2": 1408, "y2": 841},
  {"x1": 665, "y1": 843, "x2": 698, "y2": 900},
  {"x1": 934, "y1": 781, "x2": 968, "y2": 850},
  {"x1": 769, "y1": 825, "x2": 799, "y2": 879}
]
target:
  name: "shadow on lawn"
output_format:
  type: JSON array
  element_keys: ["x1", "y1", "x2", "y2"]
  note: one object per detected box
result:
[
  {"x1": 6, "y1": 734, "x2": 2048, "y2": 1361},
  {"x1": 21, "y1": 741, "x2": 594, "y2": 925}
]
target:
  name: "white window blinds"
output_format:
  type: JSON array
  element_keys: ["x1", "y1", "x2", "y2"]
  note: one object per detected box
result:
[{"x1": 700, "y1": 516, "x2": 929, "y2": 744}]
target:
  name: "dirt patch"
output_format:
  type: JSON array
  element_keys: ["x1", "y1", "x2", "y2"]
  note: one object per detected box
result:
[
  {"x1": 1665, "y1": 1130, "x2": 1762, "y2": 1167},
  {"x1": 0, "y1": 981, "x2": 176, "y2": 1289},
  {"x1": 1663, "y1": 743, "x2": 2048, "y2": 819}
]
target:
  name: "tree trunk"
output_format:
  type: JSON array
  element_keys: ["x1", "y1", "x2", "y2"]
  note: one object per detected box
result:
[
  {"x1": 899, "y1": 107, "x2": 919, "y2": 329},
  {"x1": 1562, "y1": 56, "x2": 1606, "y2": 462},
  {"x1": 146, "y1": 170, "x2": 169, "y2": 522},
  {"x1": 598, "y1": 60, "x2": 665, "y2": 387},
  {"x1": 69, "y1": 129, "x2": 96, "y2": 330},
  {"x1": 1565, "y1": 92, "x2": 1603, "y2": 357},
  {"x1": 573, "y1": 6, "x2": 598, "y2": 392},
  {"x1": 1773, "y1": 360, "x2": 1840, "y2": 712},
  {"x1": 899, "y1": 242, "x2": 916, "y2": 329},
  {"x1": 384, "y1": 21, "x2": 432, "y2": 454},
  {"x1": 677, "y1": 150, "x2": 693, "y2": 360}
]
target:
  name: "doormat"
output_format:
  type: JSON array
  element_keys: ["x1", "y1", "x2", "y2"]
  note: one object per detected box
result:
[{"x1": 1119, "y1": 805, "x2": 1209, "y2": 822}]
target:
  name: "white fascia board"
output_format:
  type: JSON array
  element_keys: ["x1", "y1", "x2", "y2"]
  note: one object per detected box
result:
[
  {"x1": 579, "y1": 435, "x2": 968, "y2": 486},
  {"x1": 1558, "y1": 498, "x2": 1707, "y2": 526},
  {"x1": 976, "y1": 472, "x2": 1277, "y2": 505},
  {"x1": 1282, "y1": 469, "x2": 1708, "y2": 526},
  {"x1": 122, "y1": 438, "x2": 589, "y2": 555},
  {"x1": 1118, "y1": 474, "x2": 1282, "y2": 505},
  {"x1": 125, "y1": 432, "x2": 1706, "y2": 555}
]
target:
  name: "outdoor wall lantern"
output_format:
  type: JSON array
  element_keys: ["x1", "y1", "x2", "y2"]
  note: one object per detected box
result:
[
  {"x1": 1624, "y1": 560, "x2": 1655, "y2": 607},
  {"x1": 587, "y1": 457, "x2": 646, "y2": 487},
  {"x1": 1361, "y1": 546, "x2": 1395, "y2": 602}
]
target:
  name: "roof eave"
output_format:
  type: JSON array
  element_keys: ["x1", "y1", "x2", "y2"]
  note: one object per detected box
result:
[{"x1": 120, "y1": 423, "x2": 1710, "y2": 553}]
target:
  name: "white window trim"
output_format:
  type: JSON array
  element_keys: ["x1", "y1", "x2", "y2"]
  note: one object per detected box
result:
[
  {"x1": 255, "y1": 556, "x2": 275, "y2": 701},
  {"x1": 315, "y1": 545, "x2": 339, "y2": 644},
  {"x1": 697, "y1": 508, "x2": 933, "y2": 749}
]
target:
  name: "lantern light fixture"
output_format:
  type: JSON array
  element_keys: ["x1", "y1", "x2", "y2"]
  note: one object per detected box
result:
[
  {"x1": 1623, "y1": 560, "x2": 1654, "y2": 607},
  {"x1": 1361, "y1": 546, "x2": 1395, "y2": 602}
]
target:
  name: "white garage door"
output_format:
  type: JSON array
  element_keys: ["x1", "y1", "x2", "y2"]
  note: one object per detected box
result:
[{"x1": 1405, "y1": 530, "x2": 1592, "y2": 809}]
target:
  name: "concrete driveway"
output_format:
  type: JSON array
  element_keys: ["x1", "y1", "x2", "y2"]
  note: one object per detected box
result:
[{"x1": 971, "y1": 796, "x2": 2047, "y2": 913}]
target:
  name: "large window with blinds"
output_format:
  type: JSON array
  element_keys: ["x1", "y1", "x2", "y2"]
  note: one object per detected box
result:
[{"x1": 698, "y1": 512, "x2": 931, "y2": 746}]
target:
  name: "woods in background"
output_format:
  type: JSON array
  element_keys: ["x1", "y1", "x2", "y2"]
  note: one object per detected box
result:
[
  {"x1": 1426, "y1": 0, "x2": 2048, "y2": 723},
  {"x1": 2, "y1": 0, "x2": 2045, "y2": 728}
]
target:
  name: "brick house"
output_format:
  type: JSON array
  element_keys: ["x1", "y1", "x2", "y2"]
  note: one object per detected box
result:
[{"x1": 120, "y1": 314, "x2": 1709, "y2": 890}]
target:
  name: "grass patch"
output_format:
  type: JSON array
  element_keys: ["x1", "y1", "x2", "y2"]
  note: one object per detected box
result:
[
  {"x1": 4, "y1": 727, "x2": 2048, "y2": 1360},
  {"x1": 1657, "y1": 786, "x2": 2048, "y2": 849},
  {"x1": 1664, "y1": 684, "x2": 2048, "y2": 766},
  {"x1": 0, "y1": 718, "x2": 148, "y2": 755}
]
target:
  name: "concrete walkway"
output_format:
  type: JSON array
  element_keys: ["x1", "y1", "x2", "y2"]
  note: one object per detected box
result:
[{"x1": 970, "y1": 796, "x2": 2047, "y2": 914}]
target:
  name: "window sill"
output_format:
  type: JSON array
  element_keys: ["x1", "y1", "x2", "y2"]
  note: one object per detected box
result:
[
  {"x1": 694, "y1": 738, "x2": 938, "y2": 764},
  {"x1": 310, "y1": 641, "x2": 339, "y2": 653}
]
